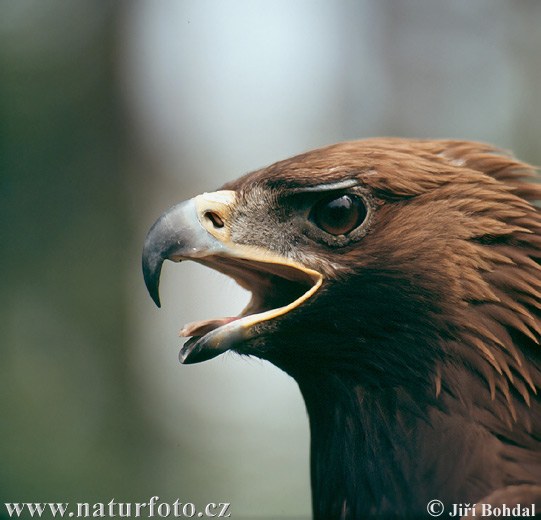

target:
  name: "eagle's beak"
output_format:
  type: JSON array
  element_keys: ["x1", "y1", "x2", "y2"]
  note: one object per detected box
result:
[
  {"x1": 142, "y1": 191, "x2": 322, "y2": 364},
  {"x1": 142, "y1": 193, "x2": 233, "y2": 308}
]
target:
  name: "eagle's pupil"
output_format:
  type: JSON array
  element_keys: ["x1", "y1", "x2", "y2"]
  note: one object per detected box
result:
[{"x1": 313, "y1": 194, "x2": 365, "y2": 235}]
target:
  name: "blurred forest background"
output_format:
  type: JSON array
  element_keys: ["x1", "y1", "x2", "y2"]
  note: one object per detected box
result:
[{"x1": 1, "y1": 1, "x2": 541, "y2": 518}]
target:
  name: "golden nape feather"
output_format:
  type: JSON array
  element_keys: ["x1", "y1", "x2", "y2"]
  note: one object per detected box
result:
[{"x1": 143, "y1": 139, "x2": 541, "y2": 519}]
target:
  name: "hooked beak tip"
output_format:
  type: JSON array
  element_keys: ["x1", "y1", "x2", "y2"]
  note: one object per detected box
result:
[
  {"x1": 150, "y1": 290, "x2": 162, "y2": 309},
  {"x1": 142, "y1": 250, "x2": 164, "y2": 308}
]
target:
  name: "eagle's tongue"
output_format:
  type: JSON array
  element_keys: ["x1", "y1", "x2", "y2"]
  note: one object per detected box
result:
[{"x1": 179, "y1": 317, "x2": 240, "y2": 338}]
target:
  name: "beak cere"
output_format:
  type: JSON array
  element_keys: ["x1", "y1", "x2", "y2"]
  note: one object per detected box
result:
[{"x1": 142, "y1": 190, "x2": 323, "y2": 364}]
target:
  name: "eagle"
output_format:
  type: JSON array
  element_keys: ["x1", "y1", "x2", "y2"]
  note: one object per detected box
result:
[{"x1": 142, "y1": 139, "x2": 541, "y2": 519}]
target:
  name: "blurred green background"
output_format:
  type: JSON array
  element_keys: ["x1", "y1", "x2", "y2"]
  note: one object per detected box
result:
[{"x1": 2, "y1": 1, "x2": 541, "y2": 518}]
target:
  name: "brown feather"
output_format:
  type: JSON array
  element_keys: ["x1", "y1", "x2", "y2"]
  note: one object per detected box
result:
[{"x1": 220, "y1": 138, "x2": 541, "y2": 517}]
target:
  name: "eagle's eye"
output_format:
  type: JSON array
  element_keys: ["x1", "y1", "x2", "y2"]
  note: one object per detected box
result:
[{"x1": 310, "y1": 194, "x2": 367, "y2": 235}]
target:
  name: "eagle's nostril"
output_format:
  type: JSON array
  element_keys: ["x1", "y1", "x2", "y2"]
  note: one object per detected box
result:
[{"x1": 204, "y1": 211, "x2": 224, "y2": 228}]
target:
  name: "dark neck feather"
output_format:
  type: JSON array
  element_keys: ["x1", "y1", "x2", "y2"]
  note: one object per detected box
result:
[{"x1": 291, "y1": 354, "x2": 539, "y2": 520}]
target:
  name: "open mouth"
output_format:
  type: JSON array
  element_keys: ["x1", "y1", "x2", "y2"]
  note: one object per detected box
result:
[
  {"x1": 141, "y1": 193, "x2": 323, "y2": 364},
  {"x1": 177, "y1": 256, "x2": 322, "y2": 356}
]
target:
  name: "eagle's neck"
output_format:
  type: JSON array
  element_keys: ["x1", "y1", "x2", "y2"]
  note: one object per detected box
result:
[{"x1": 296, "y1": 369, "x2": 502, "y2": 520}]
